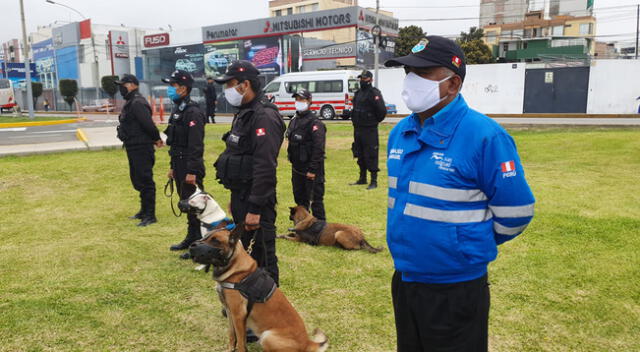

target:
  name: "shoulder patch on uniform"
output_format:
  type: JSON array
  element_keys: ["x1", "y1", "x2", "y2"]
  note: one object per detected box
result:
[
  {"x1": 256, "y1": 128, "x2": 266, "y2": 137},
  {"x1": 189, "y1": 120, "x2": 196, "y2": 127},
  {"x1": 312, "y1": 125, "x2": 319, "y2": 132},
  {"x1": 375, "y1": 96, "x2": 380, "y2": 101}
]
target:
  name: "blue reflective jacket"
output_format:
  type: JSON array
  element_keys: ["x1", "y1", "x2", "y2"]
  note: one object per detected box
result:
[{"x1": 387, "y1": 95, "x2": 535, "y2": 284}]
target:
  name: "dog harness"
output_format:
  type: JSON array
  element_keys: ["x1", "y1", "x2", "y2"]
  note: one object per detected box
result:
[
  {"x1": 219, "y1": 268, "x2": 277, "y2": 315},
  {"x1": 296, "y1": 220, "x2": 327, "y2": 246}
]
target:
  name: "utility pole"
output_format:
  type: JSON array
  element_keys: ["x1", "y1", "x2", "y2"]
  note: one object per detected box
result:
[
  {"x1": 19, "y1": 0, "x2": 35, "y2": 119},
  {"x1": 374, "y1": 0, "x2": 380, "y2": 88},
  {"x1": 636, "y1": 4, "x2": 640, "y2": 60}
]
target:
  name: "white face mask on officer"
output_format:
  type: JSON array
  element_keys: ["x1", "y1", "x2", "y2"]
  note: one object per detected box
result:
[
  {"x1": 295, "y1": 101, "x2": 309, "y2": 112},
  {"x1": 401, "y1": 72, "x2": 452, "y2": 113},
  {"x1": 224, "y1": 84, "x2": 245, "y2": 107}
]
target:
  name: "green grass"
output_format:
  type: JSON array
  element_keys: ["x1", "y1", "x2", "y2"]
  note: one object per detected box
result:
[
  {"x1": 1, "y1": 124, "x2": 639, "y2": 351},
  {"x1": 0, "y1": 115, "x2": 76, "y2": 123}
]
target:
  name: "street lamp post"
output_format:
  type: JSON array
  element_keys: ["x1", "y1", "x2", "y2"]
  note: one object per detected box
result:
[{"x1": 19, "y1": 0, "x2": 35, "y2": 119}]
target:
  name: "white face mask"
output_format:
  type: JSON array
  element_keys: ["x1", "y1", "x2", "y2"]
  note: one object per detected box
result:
[
  {"x1": 224, "y1": 84, "x2": 245, "y2": 107},
  {"x1": 401, "y1": 72, "x2": 452, "y2": 113},
  {"x1": 295, "y1": 101, "x2": 309, "y2": 112}
]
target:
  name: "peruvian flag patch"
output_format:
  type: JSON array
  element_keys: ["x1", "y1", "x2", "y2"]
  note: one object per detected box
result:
[
  {"x1": 256, "y1": 128, "x2": 266, "y2": 136},
  {"x1": 452, "y1": 56, "x2": 462, "y2": 68},
  {"x1": 312, "y1": 125, "x2": 319, "y2": 132},
  {"x1": 501, "y1": 160, "x2": 515, "y2": 172},
  {"x1": 189, "y1": 120, "x2": 196, "y2": 127}
]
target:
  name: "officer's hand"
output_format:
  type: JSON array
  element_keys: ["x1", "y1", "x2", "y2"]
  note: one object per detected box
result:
[
  {"x1": 185, "y1": 174, "x2": 196, "y2": 185},
  {"x1": 306, "y1": 172, "x2": 316, "y2": 180},
  {"x1": 167, "y1": 169, "x2": 174, "y2": 179},
  {"x1": 155, "y1": 139, "x2": 164, "y2": 148},
  {"x1": 245, "y1": 213, "x2": 261, "y2": 231}
]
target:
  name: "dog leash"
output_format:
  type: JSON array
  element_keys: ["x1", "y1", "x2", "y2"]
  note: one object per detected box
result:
[{"x1": 163, "y1": 178, "x2": 182, "y2": 218}]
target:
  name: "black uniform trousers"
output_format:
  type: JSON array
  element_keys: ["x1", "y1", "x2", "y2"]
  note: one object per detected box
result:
[
  {"x1": 291, "y1": 170, "x2": 325, "y2": 221},
  {"x1": 126, "y1": 144, "x2": 156, "y2": 218},
  {"x1": 205, "y1": 103, "x2": 216, "y2": 123},
  {"x1": 172, "y1": 155, "x2": 204, "y2": 244},
  {"x1": 392, "y1": 271, "x2": 490, "y2": 352},
  {"x1": 353, "y1": 126, "x2": 380, "y2": 173},
  {"x1": 230, "y1": 189, "x2": 279, "y2": 286}
]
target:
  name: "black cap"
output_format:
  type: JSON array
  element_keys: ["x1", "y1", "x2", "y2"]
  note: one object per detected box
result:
[
  {"x1": 162, "y1": 70, "x2": 194, "y2": 88},
  {"x1": 214, "y1": 60, "x2": 260, "y2": 84},
  {"x1": 385, "y1": 36, "x2": 466, "y2": 81},
  {"x1": 292, "y1": 88, "x2": 312, "y2": 100},
  {"x1": 114, "y1": 74, "x2": 139, "y2": 85},
  {"x1": 358, "y1": 70, "x2": 373, "y2": 79}
]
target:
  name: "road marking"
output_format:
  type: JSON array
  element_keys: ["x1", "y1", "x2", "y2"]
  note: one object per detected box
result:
[
  {"x1": 0, "y1": 127, "x2": 27, "y2": 132},
  {"x1": 31, "y1": 129, "x2": 77, "y2": 134}
]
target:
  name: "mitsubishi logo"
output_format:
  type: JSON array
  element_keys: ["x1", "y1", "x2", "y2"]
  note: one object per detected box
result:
[
  {"x1": 359, "y1": 10, "x2": 364, "y2": 21},
  {"x1": 116, "y1": 36, "x2": 125, "y2": 45},
  {"x1": 263, "y1": 20, "x2": 271, "y2": 33}
]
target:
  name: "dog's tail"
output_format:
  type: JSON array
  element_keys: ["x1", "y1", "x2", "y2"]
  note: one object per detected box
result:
[
  {"x1": 361, "y1": 239, "x2": 384, "y2": 253},
  {"x1": 308, "y1": 328, "x2": 329, "y2": 352}
]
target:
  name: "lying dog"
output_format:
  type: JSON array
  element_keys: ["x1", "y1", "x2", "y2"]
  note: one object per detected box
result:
[
  {"x1": 189, "y1": 225, "x2": 329, "y2": 352},
  {"x1": 280, "y1": 205, "x2": 383, "y2": 253}
]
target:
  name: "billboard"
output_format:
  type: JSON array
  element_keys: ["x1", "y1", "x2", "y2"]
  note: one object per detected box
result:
[
  {"x1": 204, "y1": 41, "x2": 240, "y2": 77},
  {"x1": 356, "y1": 29, "x2": 396, "y2": 68},
  {"x1": 151, "y1": 44, "x2": 205, "y2": 79},
  {"x1": 144, "y1": 33, "x2": 170, "y2": 48},
  {"x1": 2, "y1": 62, "x2": 37, "y2": 80},
  {"x1": 243, "y1": 37, "x2": 281, "y2": 75},
  {"x1": 109, "y1": 30, "x2": 131, "y2": 76},
  {"x1": 32, "y1": 39, "x2": 56, "y2": 74}
]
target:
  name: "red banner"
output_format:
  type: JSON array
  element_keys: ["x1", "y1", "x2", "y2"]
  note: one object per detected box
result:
[{"x1": 79, "y1": 19, "x2": 91, "y2": 39}]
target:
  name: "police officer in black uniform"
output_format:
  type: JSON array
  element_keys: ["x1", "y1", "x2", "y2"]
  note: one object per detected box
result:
[
  {"x1": 162, "y1": 70, "x2": 206, "y2": 259},
  {"x1": 115, "y1": 74, "x2": 163, "y2": 227},
  {"x1": 350, "y1": 70, "x2": 387, "y2": 190},
  {"x1": 204, "y1": 76, "x2": 217, "y2": 124},
  {"x1": 214, "y1": 61, "x2": 285, "y2": 284},
  {"x1": 286, "y1": 89, "x2": 326, "y2": 220}
]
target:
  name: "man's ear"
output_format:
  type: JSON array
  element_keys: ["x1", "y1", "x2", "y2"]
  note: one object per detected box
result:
[{"x1": 448, "y1": 75, "x2": 463, "y2": 95}]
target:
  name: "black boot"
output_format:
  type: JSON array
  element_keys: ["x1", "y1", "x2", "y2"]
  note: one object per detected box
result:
[
  {"x1": 128, "y1": 211, "x2": 143, "y2": 220},
  {"x1": 367, "y1": 172, "x2": 378, "y2": 190},
  {"x1": 170, "y1": 222, "x2": 201, "y2": 251},
  {"x1": 350, "y1": 168, "x2": 367, "y2": 185},
  {"x1": 137, "y1": 216, "x2": 157, "y2": 227},
  {"x1": 137, "y1": 200, "x2": 157, "y2": 227}
]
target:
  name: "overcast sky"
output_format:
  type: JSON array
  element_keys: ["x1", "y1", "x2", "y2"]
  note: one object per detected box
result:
[{"x1": 2, "y1": 0, "x2": 639, "y2": 47}]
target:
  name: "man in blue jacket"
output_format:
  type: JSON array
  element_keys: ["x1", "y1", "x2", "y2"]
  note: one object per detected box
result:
[{"x1": 384, "y1": 36, "x2": 535, "y2": 351}]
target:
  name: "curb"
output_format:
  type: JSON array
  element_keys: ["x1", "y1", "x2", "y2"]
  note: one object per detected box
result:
[
  {"x1": 76, "y1": 128, "x2": 89, "y2": 147},
  {"x1": 0, "y1": 117, "x2": 88, "y2": 128}
]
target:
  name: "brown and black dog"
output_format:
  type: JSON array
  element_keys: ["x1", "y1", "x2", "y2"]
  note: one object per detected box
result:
[
  {"x1": 189, "y1": 225, "x2": 328, "y2": 352},
  {"x1": 279, "y1": 205, "x2": 384, "y2": 253}
]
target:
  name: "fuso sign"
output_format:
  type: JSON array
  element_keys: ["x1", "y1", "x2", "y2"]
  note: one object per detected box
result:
[{"x1": 144, "y1": 33, "x2": 170, "y2": 48}]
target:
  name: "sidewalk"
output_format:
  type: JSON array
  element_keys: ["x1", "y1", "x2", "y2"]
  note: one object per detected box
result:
[{"x1": 0, "y1": 126, "x2": 121, "y2": 157}]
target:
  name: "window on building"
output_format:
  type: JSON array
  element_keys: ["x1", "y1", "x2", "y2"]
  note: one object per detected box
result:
[
  {"x1": 503, "y1": 43, "x2": 509, "y2": 52},
  {"x1": 523, "y1": 28, "x2": 532, "y2": 38},
  {"x1": 486, "y1": 31, "x2": 497, "y2": 44},
  {"x1": 552, "y1": 25, "x2": 564, "y2": 36},
  {"x1": 311, "y1": 3, "x2": 319, "y2": 11},
  {"x1": 287, "y1": 7, "x2": 293, "y2": 15},
  {"x1": 580, "y1": 23, "x2": 592, "y2": 35},
  {"x1": 297, "y1": 5, "x2": 306, "y2": 13},
  {"x1": 275, "y1": 9, "x2": 282, "y2": 16}
]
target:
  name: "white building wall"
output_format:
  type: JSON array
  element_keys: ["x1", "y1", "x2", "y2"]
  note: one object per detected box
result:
[
  {"x1": 587, "y1": 60, "x2": 640, "y2": 114},
  {"x1": 378, "y1": 63, "x2": 525, "y2": 115}
]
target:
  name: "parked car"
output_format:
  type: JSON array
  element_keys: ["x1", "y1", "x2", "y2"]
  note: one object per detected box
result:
[{"x1": 82, "y1": 99, "x2": 115, "y2": 112}]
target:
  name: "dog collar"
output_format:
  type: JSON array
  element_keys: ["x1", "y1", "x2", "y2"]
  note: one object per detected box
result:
[{"x1": 202, "y1": 218, "x2": 236, "y2": 231}]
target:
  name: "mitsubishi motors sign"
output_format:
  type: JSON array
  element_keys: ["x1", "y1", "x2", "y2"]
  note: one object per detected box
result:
[
  {"x1": 109, "y1": 30, "x2": 131, "y2": 76},
  {"x1": 144, "y1": 33, "x2": 170, "y2": 48}
]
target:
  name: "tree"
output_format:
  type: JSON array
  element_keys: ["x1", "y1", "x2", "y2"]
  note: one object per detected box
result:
[
  {"x1": 458, "y1": 26, "x2": 485, "y2": 43},
  {"x1": 31, "y1": 82, "x2": 43, "y2": 108},
  {"x1": 395, "y1": 25, "x2": 426, "y2": 57},
  {"x1": 457, "y1": 27, "x2": 495, "y2": 64},
  {"x1": 59, "y1": 79, "x2": 78, "y2": 111},
  {"x1": 101, "y1": 75, "x2": 118, "y2": 102}
]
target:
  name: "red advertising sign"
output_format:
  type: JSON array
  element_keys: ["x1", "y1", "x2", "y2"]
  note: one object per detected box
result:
[{"x1": 144, "y1": 33, "x2": 170, "y2": 48}]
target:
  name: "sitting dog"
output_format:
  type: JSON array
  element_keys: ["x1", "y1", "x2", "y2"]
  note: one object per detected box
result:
[
  {"x1": 189, "y1": 225, "x2": 329, "y2": 352},
  {"x1": 179, "y1": 187, "x2": 234, "y2": 270},
  {"x1": 280, "y1": 205, "x2": 383, "y2": 253}
]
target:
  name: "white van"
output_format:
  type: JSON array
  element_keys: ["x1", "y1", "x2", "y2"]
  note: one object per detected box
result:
[{"x1": 263, "y1": 70, "x2": 361, "y2": 119}]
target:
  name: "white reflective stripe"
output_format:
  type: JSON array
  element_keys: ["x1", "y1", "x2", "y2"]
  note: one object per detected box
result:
[
  {"x1": 409, "y1": 181, "x2": 487, "y2": 202},
  {"x1": 388, "y1": 176, "x2": 398, "y2": 189},
  {"x1": 490, "y1": 204, "x2": 535, "y2": 218},
  {"x1": 494, "y1": 222, "x2": 529, "y2": 236},
  {"x1": 404, "y1": 203, "x2": 492, "y2": 224},
  {"x1": 388, "y1": 197, "x2": 396, "y2": 209}
]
